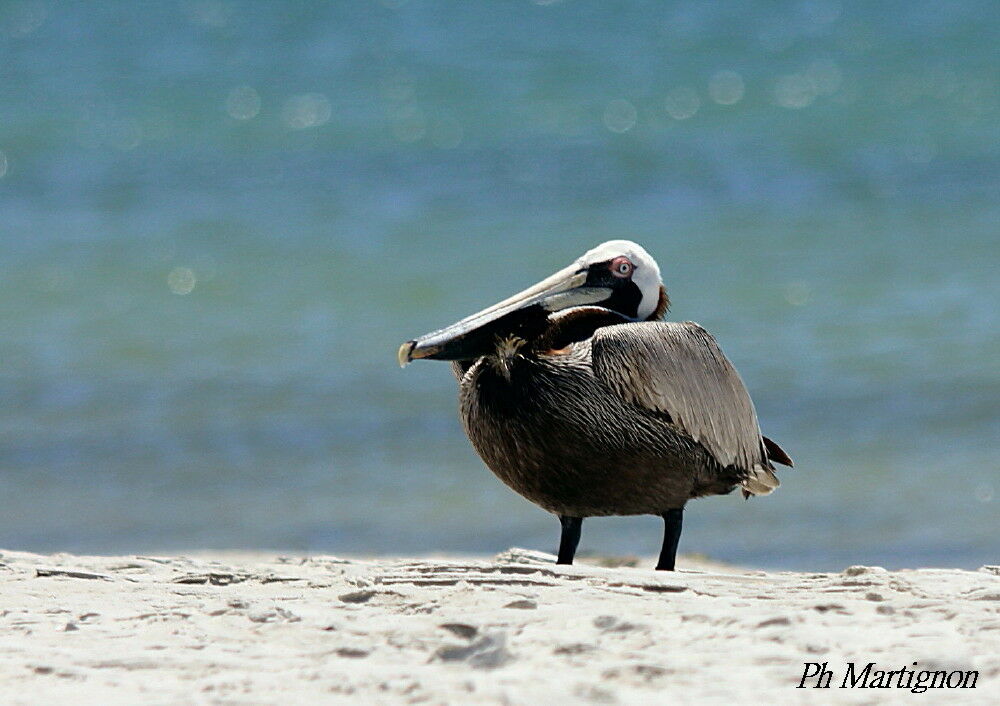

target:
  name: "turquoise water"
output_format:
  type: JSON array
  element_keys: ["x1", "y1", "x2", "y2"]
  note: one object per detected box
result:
[{"x1": 0, "y1": 2, "x2": 997, "y2": 569}]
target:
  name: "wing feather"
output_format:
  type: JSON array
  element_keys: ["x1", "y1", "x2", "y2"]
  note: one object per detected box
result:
[{"x1": 591, "y1": 321, "x2": 779, "y2": 495}]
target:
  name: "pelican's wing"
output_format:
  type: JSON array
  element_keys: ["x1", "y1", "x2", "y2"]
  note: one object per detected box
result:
[{"x1": 591, "y1": 321, "x2": 780, "y2": 496}]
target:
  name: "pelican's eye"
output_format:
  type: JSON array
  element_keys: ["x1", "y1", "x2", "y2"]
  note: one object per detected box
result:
[{"x1": 610, "y1": 256, "x2": 633, "y2": 278}]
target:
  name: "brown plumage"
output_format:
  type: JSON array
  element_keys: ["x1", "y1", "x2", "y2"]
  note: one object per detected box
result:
[{"x1": 455, "y1": 306, "x2": 788, "y2": 516}]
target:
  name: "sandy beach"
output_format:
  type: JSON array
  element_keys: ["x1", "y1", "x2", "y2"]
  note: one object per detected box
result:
[{"x1": 0, "y1": 548, "x2": 996, "y2": 704}]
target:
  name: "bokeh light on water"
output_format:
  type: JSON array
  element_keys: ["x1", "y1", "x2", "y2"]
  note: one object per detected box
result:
[
  {"x1": 0, "y1": 1, "x2": 996, "y2": 569},
  {"x1": 707, "y1": 70, "x2": 745, "y2": 106}
]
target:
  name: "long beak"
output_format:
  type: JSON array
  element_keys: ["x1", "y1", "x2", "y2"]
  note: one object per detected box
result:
[{"x1": 398, "y1": 262, "x2": 609, "y2": 366}]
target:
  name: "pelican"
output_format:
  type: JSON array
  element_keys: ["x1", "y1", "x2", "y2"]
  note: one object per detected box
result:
[{"x1": 398, "y1": 241, "x2": 792, "y2": 570}]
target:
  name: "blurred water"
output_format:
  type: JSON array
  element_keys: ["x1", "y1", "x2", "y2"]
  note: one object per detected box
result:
[{"x1": 0, "y1": 1, "x2": 997, "y2": 569}]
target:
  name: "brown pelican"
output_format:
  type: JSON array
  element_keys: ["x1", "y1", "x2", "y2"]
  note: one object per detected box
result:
[{"x1": 398, "y1": 241, "x2": 792, "y2": 570}]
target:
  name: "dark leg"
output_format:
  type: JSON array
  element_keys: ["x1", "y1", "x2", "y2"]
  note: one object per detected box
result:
[
  {"x1": 655, "y1": 508, "x2": 684, "y2": 571},
  {"x1": 556, "y1": 516, "x2": 583, "y2": 565}
]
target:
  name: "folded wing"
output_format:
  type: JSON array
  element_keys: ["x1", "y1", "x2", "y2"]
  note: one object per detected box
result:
[{"x1": 591, "y1": 321, "x2": 780, "y2": 496}]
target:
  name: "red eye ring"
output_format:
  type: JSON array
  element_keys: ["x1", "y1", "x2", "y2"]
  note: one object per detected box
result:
[{"x1": 610, "y1": 256, "x2": 633, "y2": 278}]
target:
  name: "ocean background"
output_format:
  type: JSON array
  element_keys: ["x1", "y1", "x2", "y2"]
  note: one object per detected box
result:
[{"x1": 1, "y1": 1, "x2": 996, "y2": 570}]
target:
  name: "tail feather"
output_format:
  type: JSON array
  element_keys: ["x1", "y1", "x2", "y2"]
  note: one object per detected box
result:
[
  {"x1": 762, "y1": 435, "x2": 793, "y2": 467},
  {"x1": 741, "y1": 464, "x2": 780, "y2": 499}
]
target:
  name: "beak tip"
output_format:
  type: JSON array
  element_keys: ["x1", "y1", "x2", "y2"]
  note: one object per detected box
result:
[{"x1": 397, "y1": 341, "x2": 416, "y2": 368}]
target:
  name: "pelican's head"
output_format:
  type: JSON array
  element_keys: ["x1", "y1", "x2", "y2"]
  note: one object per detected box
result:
[
  {"x1": 573, "y1": 240, "x2": 663, "y2": 321},
  {"x1": 399, "y1": 240, "x2": 666, "y2": 365}
]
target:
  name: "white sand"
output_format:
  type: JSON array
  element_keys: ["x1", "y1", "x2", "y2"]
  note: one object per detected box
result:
[{"x1": 1, "y1": 547, "x2": 997, "y2": 704}]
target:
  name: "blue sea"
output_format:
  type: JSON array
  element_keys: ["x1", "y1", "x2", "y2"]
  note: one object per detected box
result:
[{"x1": 0, "y1": 1, "x2": 997, "y2": 570}]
